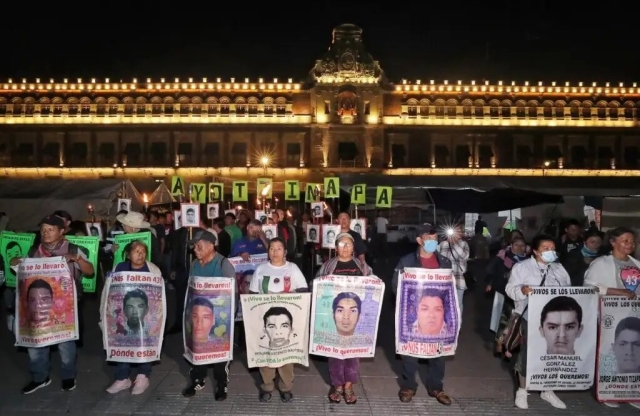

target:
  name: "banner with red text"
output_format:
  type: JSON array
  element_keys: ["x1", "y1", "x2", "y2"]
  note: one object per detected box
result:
[
  {"x1": 395, "y1": 268, "x2": 460, "y2": 358},
  {"x1": 102, "y1": 272, "x2": 166, "y2": 363},
  {"x1": 183, "y1": 276, "x2": 235, "y2": 365},
  {"x1": 15, "y1": 257, "x2": 79, "y2": 348},
  {"x1": 310, "y1": 275, "x2": 384, "y2": 359},
  {"x1": 597, "y1": 296, "x2": 640, "y2": 403}
]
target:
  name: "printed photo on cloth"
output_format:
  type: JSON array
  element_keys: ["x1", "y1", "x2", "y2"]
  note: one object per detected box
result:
[
  {"x1": 350, "y1": 219, "x2": 366, "y2": 240},
  {"x1": 102, "y1": 272, "x2": 166, "y2": 363},
  {"x1": 207, "y1": 203, "x2": 220, "y2": 220},
  {"x1": 322, "y1": 225, "x2": 340, "y2": 249},
  {"x1": 117, "y1": 198, "x2": 131, "y2": 212},
  {"x1": 15, "y1": 257, "x2": 78, "y2": 348},
  {"x1": 311, "y1": 202, "x2": 323, "y2": 218},
  {"x1": 395, "y1": 268, "x2": 460, "y2": 358},
  {"x1": 262, "y1": 224, "x2": 277, "y2": 240},
  {"x1": 113, "y1": 232, "x2": 152, "y2": 266},
  {"x1": 183, "y1": 276, "x2": 235, "y2": 365},
  {"x1": 255, "y1": 210, "x2": 268, "y2": 223},
  {"x1": 0, "y1": 231, "x2": 36, "y2": 288},
  {"x1": 85, "y1": 222, "x2": 103, "y2": 240},
  {"x1": 181, "y1": 203, "x2": 200, "y2": 228},
  {"x1": 241, "y1": 293, "x2": 311, "y2": 368},
  {"x1": 229, "y1": 254, "x2": 268, "y2": 321},
  {"x1": 310, "y1": 275, "x2": 384, "y2": 359},
  {"x1": 525, "y1": 287, "x2": 598, "y2": 391},
  {"x1": 596, "y1": 296, "x2": 640, "y2": 402},
  {"x1": 306, "y1": 224, "x2": 320, "y2": 243}
]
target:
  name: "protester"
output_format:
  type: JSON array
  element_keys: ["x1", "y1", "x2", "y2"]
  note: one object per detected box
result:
[
  {"x1": 392, "y1": 227, "x2": 453, "y2": 406},
  {"x1": 337, "y1": 212, "x2": 367, "y2": 262},
  {"x1": 316, "y1": 232, "x2": 372, "y2": 404},
  {"x1": 561, "y1": 229, "x2": 602, "y2": 286},
  {"x1": 505, "y1": 234, "x2": 572, "y2": 410},
  {"x1": 224, "y1": 213, "x2": 242, "y2": 246},
  {"x1": 230, "y1": 219, "x2": 268, "y2": 259},
  {"x1": 438, "y1": 225, "x2": 469, "y2": 315},
  {"x1": 105, "y1": 240, "x2": 163, "y2": 394},
  {"x1": 249, "y1": 237, "x2": 308, "y2": 402}
]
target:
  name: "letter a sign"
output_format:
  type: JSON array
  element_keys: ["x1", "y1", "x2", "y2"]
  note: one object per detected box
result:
[
  {"x1": 351, "y1": 184, "x2": 366, "y2": 205},
  {"x1": 324, "y1": 177, "x2": 339, "y2": 199},
  {"x1": 171, "y1": 176, "x2": 185, "y2": 196},
  {"x1": 375, "y1": 186, "x2": 392, "y2": 208}
]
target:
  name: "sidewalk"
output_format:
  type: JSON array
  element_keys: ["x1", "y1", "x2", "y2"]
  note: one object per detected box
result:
[{"x1": 0, "y1": 260, "x2": 631, "y2": 415}]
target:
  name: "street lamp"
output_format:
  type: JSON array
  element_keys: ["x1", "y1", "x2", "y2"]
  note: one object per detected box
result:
[{"x1": 260, "y1": 156, "x2": 270, "y2": 174}]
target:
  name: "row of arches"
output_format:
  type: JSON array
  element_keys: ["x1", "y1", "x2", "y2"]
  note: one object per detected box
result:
[
  {"x1": 0, "y1": 96, "x2": 289, "y2": 105},
  {"x1": 405, "y1": 98, "x2": 638, "y2": 108}
]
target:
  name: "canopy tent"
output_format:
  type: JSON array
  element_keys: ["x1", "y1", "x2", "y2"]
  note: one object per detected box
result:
[
  {"x1": 0, "y1": 178, "x2": 159, "y2": 231},
  {"x1": 149, "y1": 182, "x2": 176, "y2": 206}
]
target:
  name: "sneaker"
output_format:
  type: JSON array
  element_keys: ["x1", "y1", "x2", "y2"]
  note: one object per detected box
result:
[
  {"x1": 182, "y1": 379, "x2": 205, "y2": 398},
  {"x1": 280, "y1": 391, "x2": 293, "y2": 402},
  {"x1": 540, "y1": 390, "x2": 566, "y2": 409},
  {"x1": 62, "y1": 379, "x2": 76, "y2": 391},
  {"x1": 515, "y1": 388, "x2": 529, "y2": 409},
  {"x1": 22, "y1": 378, "x2": 51, "y2": 394},
  {"x1": 106, "y1": 379, "x2": 132, "y2": 394},
  {"x1": 131, "y1": 375, "x2": 149, "y2": 395},
  {"x1": 215, "y1": 383, "x2": 228, "y2": 401}
]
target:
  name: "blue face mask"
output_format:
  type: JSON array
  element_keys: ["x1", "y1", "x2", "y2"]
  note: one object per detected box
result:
[
  {"x1": 423, "y1": 240, "x2": 438, "y2": 253},
  {"x1": 540, "y1": 250, "x2": 558, "y2": 263},
  {"x1": 581, "y1": 246, "x2": 598, "y2": 258}
]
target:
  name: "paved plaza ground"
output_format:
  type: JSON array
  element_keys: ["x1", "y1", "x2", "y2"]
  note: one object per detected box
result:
[{"x1": 0, "y1": 254, "x2": 635, "y2": 415}]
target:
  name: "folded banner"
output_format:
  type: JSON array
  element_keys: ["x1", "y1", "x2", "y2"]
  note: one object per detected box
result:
[
  {"x1": 310, "y1": 275, "x2": 384, "y2": 359},
  {"x1": 241, "y1": 293, "x2": 311, "y2": 368},
  {"x1": 183, "y1": 276, "x2": 235, "y2": 365},
  {"x1": 113, "y1": 232, "x2": 152, "y2": 266},
  {"x1": 525, "y1": 286, "x2": 598, "y2": 391},
  {"x1": 66, "y1": 236, "x2": 99, "y2": 293},
  {"x1": 395, "y1": 268, "x2": 460, "y2": 358},
  {"x1": 228, "y1": 254, "x2": 268, "y2": 321},
  {"x1": 1, "y1": 231, "x2": 36, "y2": 288},
  {"x1": 102, "y1": 272, "x2": 166, "y2": 363},
  {"x1": 15, "y1": 257, "x2": 78, "y2": 348},
  {"x1": 597, "y1": 296, "x2": 640, "y2": 403}
]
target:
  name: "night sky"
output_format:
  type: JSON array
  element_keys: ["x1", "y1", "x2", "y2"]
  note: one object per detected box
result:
[{"x1": 3, "y1": 3, "x2": 635, "y2": 84}]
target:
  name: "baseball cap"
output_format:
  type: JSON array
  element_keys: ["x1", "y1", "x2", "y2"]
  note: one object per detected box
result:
[
  {"x1": 39, "y1": 215, "x2": 65, "y2": 229},
  {"x1": 53, "y1": 210, "x2": 72, "y2": 222},
  {"x1": 188, "y1": 228, "x2": 217, "y2": 246},
  {"x1": 335, "y1": 232, "x2": 354, "y2": 246}
]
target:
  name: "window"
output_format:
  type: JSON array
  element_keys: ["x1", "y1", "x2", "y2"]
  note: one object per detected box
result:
[
  {"x1": 67, "y1": 142, "x2": 88, "y2": 167},
  {"x1": 98, "y1": 142, "x2": 116, "y2": 166},
  {"x1": 149, "y1": 142, "x2": 167, "y2": 166},
  {"x1": 434, "y1": 145, "x2": 449, "y2": 167},
  {"x1": 177, "y1": 142, "x2": 192, "y2": 164},
  {"x1": 478, "y1": 145, "x2": 493, "y2": 168},
  {"x1": 203, "y1": 143, "x2": 220, "y2": 166},
  {"x1": 337, "y1": 142, "x2": 358, "y2": 162},
  {"x1": 231, "y1": 142, "x2": 247, "y2": 166},
  {"x1": 391, "y1": 144, "x2": 406, "y2": 167},
  {"x1": 516, "y1": 145, "x2": 532, "y2": 168},
  {"x1": 14, "y1": 143, "x2": 35, "y2": 166},
  {"x1": 624, "y1": 146, "x2": 640, "y2": 168},
  {"x1": 42, "y1": 142, "x2": 60, "y2": 166},
  {"x1": 597, "y1": 146, "x2": 614, "y2": 168},
  {"x1": 286, "y1": 143, "x2": 300, "y2": 167},
  {"x1": 123, "y1": 143, "x2": 142, "y2": 166},
  {"x1": 455, "y1": 145, "x2": 470, "y2": 167},
  {"x1": 570, "y1": 146, "x2": 588, "y2": 168}
]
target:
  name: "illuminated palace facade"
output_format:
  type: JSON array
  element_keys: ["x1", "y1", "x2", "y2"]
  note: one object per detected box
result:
[{"x1": 1, "y1": 23, "x2": 640, "y2": 183}]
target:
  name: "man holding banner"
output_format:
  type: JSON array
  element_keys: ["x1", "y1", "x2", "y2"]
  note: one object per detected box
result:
[
  {"x1": 12, "y1": 215, "x2": 94, "y2": 395},
  {"x1": 392, "y1": 227, "x2": 454, "y2": 406},
  {"x1": 182, "y1": 228, "x2": 236, "y2": 401}
]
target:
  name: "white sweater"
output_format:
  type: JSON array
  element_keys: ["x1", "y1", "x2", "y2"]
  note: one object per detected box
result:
[
  {"x1": 505, "y1": 257, "x2": 571, "y2": 320},
  {"x1": 584, "y1": 254, "x2": 640, "y2": 295}
]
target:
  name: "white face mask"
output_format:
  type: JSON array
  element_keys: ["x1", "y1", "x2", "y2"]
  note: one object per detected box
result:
[{"x1": 540, "y1": 250, "x2": 558, "y2": 263}]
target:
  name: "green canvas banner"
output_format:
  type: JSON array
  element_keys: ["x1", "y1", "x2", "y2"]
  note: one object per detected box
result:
[
  {"x1": 66, "y1": 235, "x2": 100, "y2": 293},
  {"x1": 0, "y1": 231, "x2": 36, "y2": 288},
  {"x1": 113, "y1": 232, "x2": 152, "y2": 266}
]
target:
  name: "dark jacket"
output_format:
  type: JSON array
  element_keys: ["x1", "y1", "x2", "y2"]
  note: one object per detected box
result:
[
  {"x1": 391, "y1": 249, "x2": 452, "y2": 295},
  {"x1": 485, "y1": 250, "x2": 527, "y2": 296},
  {"x1": 561, "y1": 248, "x2": 594, "y2": 286},
  {"x1": 216, "y1": 229, "x2": 232, "y2": 258},
  {"x1": 170, "y1": 227, "x2": 190, "y2": 276}
]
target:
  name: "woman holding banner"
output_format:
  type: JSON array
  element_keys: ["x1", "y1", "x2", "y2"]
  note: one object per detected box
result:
[
  {"x1": 105, "y1": 240, "x2": 163, "y2": 395},
  {"x1": 316, "y1": 232, "x2": 372, "y2": 404},
  {"x1": 249, "y1": 237, "x2": 308, "y2": 403},
  {"x1": 505, "y1": 235, "x2": 571, "y2": 410},
  {"x1": 584, "y1": 227, "x2": 640, "y2": 409}
]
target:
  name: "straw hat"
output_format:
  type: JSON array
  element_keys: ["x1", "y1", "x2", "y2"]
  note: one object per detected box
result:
[{"x1": 116, "y1": 212, "x2": 150, "y2": 229}]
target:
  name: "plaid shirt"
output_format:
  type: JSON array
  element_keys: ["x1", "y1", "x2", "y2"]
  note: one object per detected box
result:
[{"x1": 438, "y1": 240, "x2": 470, "y2": 290}]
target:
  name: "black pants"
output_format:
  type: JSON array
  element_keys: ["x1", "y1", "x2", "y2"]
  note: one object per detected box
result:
[
  {"x1": 234, "y1": 321, "x2": 246, "y2": 352},
  {"x1": 190, "y1": 361, "x2": 230, "y2": 385},
  {"x1": 400, "y1": 355, "x2": 445, "y2": 391}
]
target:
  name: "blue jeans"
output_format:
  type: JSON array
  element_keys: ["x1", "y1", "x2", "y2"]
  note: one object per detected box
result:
[
  {"x1": 28, "y1": 340, "x2": 76, "y2": 383},
  {"x1": 456, "y1": 288, "x2": 465, "y2": 320},
  {"x1": 115, "y1": 362, "x2": 152, "y2": 381}
]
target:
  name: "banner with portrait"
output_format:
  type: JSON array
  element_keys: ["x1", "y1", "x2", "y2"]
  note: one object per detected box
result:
[
  {"x1": 310, "y1": 275, "x2": 384, "y2": 359},
  {"x1": 102, "y1": 271, "x2": 166, "y2": 363},
  {"x1": 241, "y1": 293, "x2": 311, "y2": 368},
  {"x1": 228, "y1": 254, "x2": 268, "y2": 321},
  {"x1": 1, "y1": 231, "x2": 36, "y2": 288},
  {"x1": 113, "y1": 232, "x2": 152, "y2": 266},
  {"x1": 395, "y1": 268, "x2": 460, "y2": 358},
  {"x1": 183, "y1": 276, "x2": 235, "y2": 365},
  {"x1": 525, "y1": 287, "x2": 598, "y2": 391},
  {"x1": 597, "y1": 296, "x2": 640, "y2": 403},
  {"x1": 66, "y1": 236, "x2": 99, "y2": 293},
  {"x1": 15, "y1": 257, "x2": 79, "y2": 348}
]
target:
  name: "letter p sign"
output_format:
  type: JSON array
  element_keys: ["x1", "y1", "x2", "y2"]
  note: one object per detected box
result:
[{"x1": 351, "y1": 184, "x2": 366, "y2": 205}]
